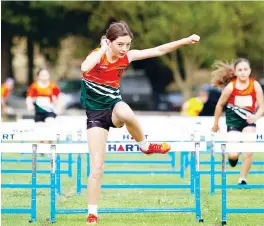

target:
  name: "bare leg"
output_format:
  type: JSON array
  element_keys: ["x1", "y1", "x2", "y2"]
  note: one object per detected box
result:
[
  {"x1": 112, "y1": 101, "x2": 145, "y2": 142},
  {"x1": 239, "y1": 126, "x2": 255, "y2": 181},
  {"x1": 112, "y1": 101, "x2": 170, "y2": 154},
  {"x1": 87, "y1": 127, "x2": 108, "y2": 206},
  {"x1": 227, "y1": 131, "x2": 240, "y2": 164}
]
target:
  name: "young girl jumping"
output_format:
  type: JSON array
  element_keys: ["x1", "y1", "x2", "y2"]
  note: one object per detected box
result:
[{"x1": 80, "y1": 20, "x2": 200, "y2": 224}]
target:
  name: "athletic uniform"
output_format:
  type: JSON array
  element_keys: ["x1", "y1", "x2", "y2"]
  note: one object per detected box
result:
[
  {"x1": 26, "y1": 81, "x2": 61, "y2": 122},
  {"x1": 226, "y1": 78, "x2": 257, "y2": 132},
  {"x1": 1, "y1": 84, "x2": 12, "y2": 101},
  {"x1": 81, "y1": 49, "x2": 129, "y2": 130}
]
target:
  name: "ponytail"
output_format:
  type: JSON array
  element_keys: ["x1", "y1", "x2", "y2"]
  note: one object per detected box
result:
[{"x1": 211, "y1": 61, "x2": 235, "y2": 88}]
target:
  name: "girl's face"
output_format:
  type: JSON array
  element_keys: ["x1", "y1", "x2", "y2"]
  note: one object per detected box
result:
[
  {"x1": 110, "y1": 36, "x2": 132, "y2": 58},
  {"x1": 38, "y1": 70, "x2": 50, "y2": 82},
  {"x1": 234, "y1": 61, "x2": 251, "y2": 82}
]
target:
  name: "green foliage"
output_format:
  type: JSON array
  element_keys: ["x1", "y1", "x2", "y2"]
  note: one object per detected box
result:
[
  {"x1": 2, "y1": 2, "x2": 263, "y2": 91},
  {"x1": 1, "y1": 1, "x2": 91, "y2": 64},
  {"x1": 86, "y1": 2, "x2": 264, "y2": 96}
]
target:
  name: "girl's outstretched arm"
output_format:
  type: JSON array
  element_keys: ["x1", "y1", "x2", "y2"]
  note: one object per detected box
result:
[{"x1": 127, "y1": 34, "x2": 200, "y2": 62}]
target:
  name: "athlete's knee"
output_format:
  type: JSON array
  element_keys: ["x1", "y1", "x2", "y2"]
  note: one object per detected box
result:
[
  {"x1": 114, "y1": 102, "x2": 135, "y2": 122},
  {"x1": 243, "y1": 152, "x2": 253, "y2": 158},
  {"x1": 114, "y1": 121, "x2": 125, "y2": 128},
  {"x1": 90, "y1": 163, "x2": 104, "y2": 179},
  {"x1": 116, "y1": 110, "x2": 135, "y2": 123}
]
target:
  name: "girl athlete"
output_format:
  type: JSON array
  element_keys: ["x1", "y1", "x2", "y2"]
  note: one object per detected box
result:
[
  {"x1": 212, "y1": 58, "x2": 264, "y2": 185},
  {"x1": 26, "y1": 68, "x2": 61, "y2": 123},
  {"x1": 81, "y1": 21, "x2": 200, "y2": 224}
]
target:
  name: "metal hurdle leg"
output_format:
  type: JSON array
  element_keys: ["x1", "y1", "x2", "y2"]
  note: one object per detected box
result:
[
  {"x1": 184, "y1": 152, "x2": 189, "y2": 169},
  {"x1": 169, "y1": 152, "x2": 176, "y2": 168},
  {"x1": 66, "y1": 134, "x2": 73, "y2": 178},
  {"x1": 221, "y1": 144, "x2": 227, "y2": 225},
  {"x1": 56, "y1": 154, "x2": 61, "y2": 195},
  {"x1": 55, "y1": 134, "x2": 61, "y2": 195},
  {"x1": 180, "y1": 152, "x2": 185, "y2": 179},
  {"x1": 194, "y1": 141, "x2": 203, "y2": 222},
  {"x1": 86, "y1": 153, "x2": 90, "y2": 178},
  {"x1": 67, "y1": 154, "x2": 73, "y2": 177},
  {"x1": 50, "y1": 144, "x2": 56, "y2": 223},
  {"x1": 210, "y1": 153, "x2": 216, "y2": 194},
  {"x1": 210, "y1": 135, "x2": 216, "y2": 194},
  {"x1": 76, "y1": 153, "x2": 82, "y2": 194},
  {"x1": 190, "y1": 151, "x2": 195, "y2": 195},
  {"x1": 29, "y1": 144, "x2": 37, "y2": 223}
]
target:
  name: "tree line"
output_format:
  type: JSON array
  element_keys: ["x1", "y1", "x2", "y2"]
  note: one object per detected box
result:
[{"x1": 2, "y1": 1, "x2": 264, "y2": 99}]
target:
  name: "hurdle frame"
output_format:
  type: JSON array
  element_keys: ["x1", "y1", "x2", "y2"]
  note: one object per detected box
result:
[
  {"x1": 220, "y1": 143, "x2": 264, "y2": 225},
  {"x1": 50, "y1": 139, "x2": 204, "y2": 224},
  {"x1": 1, "y1": 144, "x2": 54, "y2": 222}
]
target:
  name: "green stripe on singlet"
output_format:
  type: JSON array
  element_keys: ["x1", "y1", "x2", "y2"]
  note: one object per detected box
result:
[
  {"x1": 226, "y1": 104, "x2": 254, "y2": 128},
  {"x1": 80, "y1": 79, "x2": 122, "y2": 110}
]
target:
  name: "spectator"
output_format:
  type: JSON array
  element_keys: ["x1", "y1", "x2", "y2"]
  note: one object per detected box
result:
[
  {"x1": 181, "y1": 84, "x2": 209, "y2": 116},
  {"x1": 1, "y1": 77, "x2": 15, "y2": 117},
  {"x1": 199, "y1": 85, "x2": 221, "y2": 116}
]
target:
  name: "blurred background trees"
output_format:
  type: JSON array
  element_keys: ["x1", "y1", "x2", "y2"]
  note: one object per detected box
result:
[{"x1": 1, "y1": 1, "x2": 264, "y2": 109}]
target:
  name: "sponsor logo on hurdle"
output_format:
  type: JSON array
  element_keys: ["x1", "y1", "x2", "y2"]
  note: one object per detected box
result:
[
  {"x1": 2, "y1": 134, "x2": 15, "y2": 140},
  {"x1": 107, "y1": 144, "x2": 140, "y2": 152},
  {"x1": 256, "y1": 134, "x2": 263, "y2": 140}
]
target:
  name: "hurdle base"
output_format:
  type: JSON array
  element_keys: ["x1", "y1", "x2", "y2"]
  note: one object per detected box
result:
[
  {"x1": 221, "y1": 220, "x2": 227, "y2": 225},
  {"x1": 199, "y1": 218, "x2": 204, "y2": 223}
]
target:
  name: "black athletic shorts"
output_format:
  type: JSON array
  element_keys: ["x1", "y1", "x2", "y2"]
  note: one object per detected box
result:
[
  {"x1": 86, "y1": 109, "x2": 118, "y2": 131},
  {"x1": 34, "y1": 112, "x2": 56, "y2": 122},
  {"x1": 227, "y1": 123, "x2": 256, "y2": 132}
]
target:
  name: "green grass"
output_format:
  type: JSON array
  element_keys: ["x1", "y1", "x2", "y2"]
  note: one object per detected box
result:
[{"x1": 1, "y1": 153, "x2": 264, "y2": 226}]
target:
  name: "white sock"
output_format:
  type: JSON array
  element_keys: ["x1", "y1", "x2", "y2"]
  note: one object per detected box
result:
[
  {"x1": 88, "y1": 205, "x2": 98, "y2": 216},
  {"x1": 238, "y1": 177, "x2": 246, "y2": 183},
  {"x1": 138, "y1": 139, "x2": 149, "y2": 151}
]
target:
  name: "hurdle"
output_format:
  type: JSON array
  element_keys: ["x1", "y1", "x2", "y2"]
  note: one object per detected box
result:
[
  {"x1": 53, "y1": 133, "x2": 189, "y2": 195},
  {"x1": 74, "y1": 151, "x2": 188, "y2": 194},
  {"x1": 1, "y1": 139, "x2": 70, "y2": 196},
  {"x1": 181, "y1": 133, "x2": 264, "y2": 194},
  {"x1": 1, "y1": 143, "x2": 55, "y2": 222},
  {"x1": 49, "y1": 134, "x2": 205, "y2": 223},
  {"x1": 211, "y1": 134, "x2": 264, "y2": 225},
  {"x1": 1, "y1": 132, "x2": 75, "y2": 179},
  {"x1": 1, "y1": 130, "x2": 204, "y2": 223},
  {"x1": 2, "y1": 121, "x2": 187, "y2": 193},
  {"x1": 76, "y1": 151, "x2": 190, "y2": 194},
  {"x1": 85, "y1": 152, "x2": 180, "y2": 176}
]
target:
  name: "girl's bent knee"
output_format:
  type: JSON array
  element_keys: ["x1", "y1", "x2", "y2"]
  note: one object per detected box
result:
[{"x1": 244, "y1": 152, "x2": 253, "y2": 158}]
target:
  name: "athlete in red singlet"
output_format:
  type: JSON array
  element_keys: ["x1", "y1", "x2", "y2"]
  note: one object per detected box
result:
[
  {"x1": 81, "y1": 21, "x2": 200, "y2": 224},
  {"x1": 212, "y1": 58, "x2": 264, "y2": 185},
  {"x1": 26, "y1": 68, "x2": 61, "y2": 122}
]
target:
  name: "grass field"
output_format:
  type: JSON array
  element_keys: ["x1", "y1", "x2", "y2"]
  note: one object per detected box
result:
[{"x1": 1, "y1": 152, "x2": 264, "y2": 226}]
